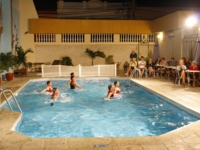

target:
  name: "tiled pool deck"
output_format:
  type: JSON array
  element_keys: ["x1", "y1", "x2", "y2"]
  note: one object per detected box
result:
[{"x1": 1, "y1": 73, "x2": 200, "y2": 150}]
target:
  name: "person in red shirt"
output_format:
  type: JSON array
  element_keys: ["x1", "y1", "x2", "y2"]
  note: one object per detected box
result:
[
  {"x1": 40, "y1": 81, "x2": 53, "y2": 93},
  {"x1": 189, "y1": 61, "x2": 199, "y2": 70},
  {"x1": 51, "y1": 88, "x2": 59, "y2": 106}
]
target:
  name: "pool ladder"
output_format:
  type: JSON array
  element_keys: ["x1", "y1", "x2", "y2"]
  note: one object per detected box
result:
[{"x1": 0, "y1": 88, "x2": 22, "y2": 114}]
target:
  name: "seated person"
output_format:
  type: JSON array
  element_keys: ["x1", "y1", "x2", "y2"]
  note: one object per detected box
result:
[
  {"x1": 155, "y1": 57, "x2": 167, "y2": 74},
  {"x1": 106, "y1": 84, "x2": 114, "y2": 100},
  {"x1": 155, "y1": 56, "x2": 161, "y2": 66},
  {"x1": 184, "y1": 57, "x2": 191, "y2": 69},
  {"x1": 189, "y1": 60, "x2": 198, "y2": 70},
  {"x1": 123, "y1": 61, "x2": 129, "y2": 72},
  {"x1": 168, "y1": 57, "x2": 177, "y2": 66},
  {"x1": 189, "y1": 60, "x2": 199, "y2": 83},
  {"x1": 40, "y1": 81, "x2": 53, "y2": 93},
  {"x1": 176, "y1": 59, "x2": 187, "y2": 86},
  {"x1": 114, "y1": 81, "x2": 120, "y2": 94},
  {"x1": 167, "y1": 57, "x2": 177, "y2": 78},
  {"x1": 147, "y1": 57, "x2": 154, "y2": 77},
  {"x1": 138, "y1": 56, "x2": 146, "y2": 77},
  {"x1": 124, "y1": 58, "x2": 137, "y2": 76}
]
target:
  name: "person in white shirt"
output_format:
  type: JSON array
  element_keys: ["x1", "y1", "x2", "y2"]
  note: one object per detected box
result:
[{"x1": 138, "y1": 56, "x2": 146, "y2": 77}]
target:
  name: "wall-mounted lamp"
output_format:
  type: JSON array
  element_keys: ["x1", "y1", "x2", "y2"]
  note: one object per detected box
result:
[
  {"x1": 157, "y1": 34, "x2": 162, "y2": 39},
  {"x1": 185, "y1": 16, "x2": 198, "y2": 27}
]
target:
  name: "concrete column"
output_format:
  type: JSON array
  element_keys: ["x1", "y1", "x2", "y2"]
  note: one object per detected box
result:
[{"x1": 1, "y1": 0, "x2": 12, "y2": 53}]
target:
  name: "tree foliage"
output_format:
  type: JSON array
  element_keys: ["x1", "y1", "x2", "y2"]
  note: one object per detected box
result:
[
  {"x1": 85, "y1": 48, "x2": 106, "y2": 65},
  {"x1": 61, "y1": 56, "x2": 73, "y2": 66},
  {"x1": 16, "y1": 46, "x2": 33, "y2": 68}
]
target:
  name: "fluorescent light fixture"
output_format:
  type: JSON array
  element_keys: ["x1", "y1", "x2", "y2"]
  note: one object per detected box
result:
[{"x1": 186, "y1": 16, "x2": 198, "y2": 27}]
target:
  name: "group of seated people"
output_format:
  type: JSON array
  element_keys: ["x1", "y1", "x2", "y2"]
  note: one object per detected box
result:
[{"x1": 123, "y1": 56, "x2": 200, "y2": 86}]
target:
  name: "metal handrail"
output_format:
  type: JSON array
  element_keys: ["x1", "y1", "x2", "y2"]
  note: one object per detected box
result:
[{"x1": 0, "y1": 88, "x2": 22, "y2": 114}]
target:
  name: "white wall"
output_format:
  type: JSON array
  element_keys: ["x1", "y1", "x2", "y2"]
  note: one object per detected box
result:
[{"x1": 158, "y1": 28, "x2": 183, "y2": 62}]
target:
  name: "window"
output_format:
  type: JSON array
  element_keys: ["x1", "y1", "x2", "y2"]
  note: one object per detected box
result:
[
  {"x1": 91, "y1": 34, "x2": 114, "y2": 42},
  {"x1": 34, "y1": 34, "x2": 56, "y2": 43},
  {"x1": 61, "y1": 34, "x2": 84, "y2": 42}
]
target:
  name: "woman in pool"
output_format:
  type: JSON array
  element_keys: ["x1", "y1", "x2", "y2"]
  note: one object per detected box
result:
[
  {"x1": 114, "y1": 81, "x2": 120, "y2": 94},
  {"x1": 67, "y1": 72, "x2": 82, "y2": 90},
  {"x1": 105, "y1": 84, "x2": 114, "y2": 100},
  {"x1": 51, "y1": 88, "x2": 59, "y2": 106},
  {"x1": 52, "y1": 88, "x2": 59, "y2": 100},
  {"x1": 40, "y1": 81, "x2": 53, "y2": 93}
]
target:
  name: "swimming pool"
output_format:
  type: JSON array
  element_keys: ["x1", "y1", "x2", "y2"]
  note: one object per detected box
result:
[{"x1": 2, "y1": 78, "x2": 199, "y2": 138}]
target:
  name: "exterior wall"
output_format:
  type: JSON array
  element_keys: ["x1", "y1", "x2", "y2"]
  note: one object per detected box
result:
[
  {"x1": 152, "y1": 11, "x2": 193, "y2": 33},
  {"x1": 12, "y1": 0, "x2": 20, "y2": 53},
  {"x1": 1, "y1": 0, "x2": 12, "y2": 53},
  {"x1": 34, "y1": 43, "x2": 154, "y2": 69},
  {"x1": 19, "y1": 0, "x2": 38, "y2": 62},
  {"x1": 158, "y1": 28, "x2": 183, "y2": 62}
]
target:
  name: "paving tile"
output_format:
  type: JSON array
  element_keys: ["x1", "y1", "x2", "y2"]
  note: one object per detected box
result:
[
  {"x1": 183, "y1": 134, "x2": 200, "y2": 144},
  {"x1": 164, "y1": 143, "x2": 192, "y2": 150},
  {"x1": 45, "y1": 145, "x2": 70, "y2": 150},
  {"x1": 141, "y1": 144, "x2": 167, "y2": 150},
  {"x1": 118, "y1": 145, "x2": 143, "y2": 150},
  {"x1": 188, "y1": 144, "x2": 200, "y2": 149}
]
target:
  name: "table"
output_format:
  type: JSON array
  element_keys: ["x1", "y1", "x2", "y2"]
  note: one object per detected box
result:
[
  {"x1": 186, "y1": 70, "x2": 200, "y2": 87},
  {"x1": 164, "y1": 66, "x2": 177, "y2": 79}
]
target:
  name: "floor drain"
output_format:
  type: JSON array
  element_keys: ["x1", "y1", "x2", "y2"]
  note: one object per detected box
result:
[{"x1": 93, "y1": 144, "x2": 109, "y2": 148}]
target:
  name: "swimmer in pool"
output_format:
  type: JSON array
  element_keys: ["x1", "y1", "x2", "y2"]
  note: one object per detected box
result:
[
  {"x1": 105, "y1": 84, "x2": 114, "y2": 100},
  {"x1": 67, "y1": 72, "x2": 82, "y2": 90},
  {"x1": 40, "y1": 81, "x2": 53, "y2": 93},
  {"x1": 51, "y1": 88, "x2": 59, "y2": 106},
  {"x1": 114, "y1": 81, "x2": 120, "y2": 94}
]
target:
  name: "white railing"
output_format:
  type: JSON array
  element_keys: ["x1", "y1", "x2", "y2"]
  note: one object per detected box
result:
[{"x1": 41, "y1": 64, "x2": 116, "y2": 77}]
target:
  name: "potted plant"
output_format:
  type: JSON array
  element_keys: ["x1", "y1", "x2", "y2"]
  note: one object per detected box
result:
[
  {"x1": 105, "y1": 55, "x2": 115, "y2": 64},
  {"x1": 85, "y1": 48, "x2": 106, "y2": 65},
  {"x1": 60, "y1": 56, "x2": 73, "y2": 66},
  {"x1": 15, "y1": 46, "x2": 33, "y2": 74},
  {"x1": 0, "y1": 52, "x2": 17, "y2": 81}
]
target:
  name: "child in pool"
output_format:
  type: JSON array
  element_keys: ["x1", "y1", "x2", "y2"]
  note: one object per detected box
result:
[
  {"x1": 114, "y1": 81, "x2": 120, "y2": 94},
  {"x1": 105, "y1": 84, "x2": 114, "y2": 100},
  {"x1": 67, "y1": 72, "x2": 82, "y2": 90},
  {"x1": 40, "y1": 81, "x2": 53, "y2": 93},
  {"x1": 51, "y1": 88, "x2": 59, "y2": 106}
]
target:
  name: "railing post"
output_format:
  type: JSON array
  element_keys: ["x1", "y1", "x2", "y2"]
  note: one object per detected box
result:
[
  {"x1": 114, "y1": 64, "x2": 116, "y2": 76},
  {"x1": 59, "y1": 65, "x2": 61, "y2": 77},
  {"x1": 78, "y1": 64, "x2": 81, "y2": 77},
  {"x1": 98, "y1": 65, "x2": 100, "y2": 76},
  {"x1": 42, "y1": 65, "x2": 44, "y2": 77}
]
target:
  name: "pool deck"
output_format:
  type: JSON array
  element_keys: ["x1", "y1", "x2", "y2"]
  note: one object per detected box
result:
[{"x1": 1, "y1": 72, "x2": 200, "y2": 150}]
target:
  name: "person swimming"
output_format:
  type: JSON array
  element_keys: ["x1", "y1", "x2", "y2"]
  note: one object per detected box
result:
[
  {"x1": 67, "y1": 72, "x2": 82, "y2": 90},
  {"x1": 40, "y1": 81, "x2": 53, "y2": 93},
  {"x1": 105, "y1": 84, "x2": 114, "y2": 100},
  {"x1": 114, "y1": 81, "x2": 120, "y2": 94},
  {"x1": 51, "y1": 88, "x2": 59, "y2": 106}
]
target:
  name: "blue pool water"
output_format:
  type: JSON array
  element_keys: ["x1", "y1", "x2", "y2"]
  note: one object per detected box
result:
[{"x1": 2, "y1": 78, "x2": 199, "y2": 138}]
